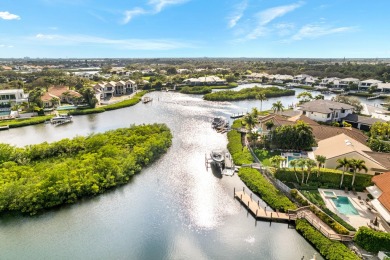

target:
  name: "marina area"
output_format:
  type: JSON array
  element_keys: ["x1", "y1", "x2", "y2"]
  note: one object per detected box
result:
[{"x1": 0, "y1": 90, "x2": 324, "y2": 260}]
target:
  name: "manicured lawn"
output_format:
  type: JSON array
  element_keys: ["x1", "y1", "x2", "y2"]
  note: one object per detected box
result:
[
  {"x1": 301, "y1": 190, "x2": 325, "y2": 207},
  {"x1": 253, "y1": 149, "x2": 280, "y2": 166}
]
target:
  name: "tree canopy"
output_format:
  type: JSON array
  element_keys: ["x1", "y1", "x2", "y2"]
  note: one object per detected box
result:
[{"x1": 271, "y1": 121, "x2": 316, "y2": 150}]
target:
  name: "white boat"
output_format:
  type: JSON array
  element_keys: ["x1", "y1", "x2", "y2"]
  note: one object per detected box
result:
[
  {"x1": 51, "y1": 115, "x2": 73, "y2": 125},
  {"x1": 142, "y1": 96, "x2": 153, "y2": 103}
]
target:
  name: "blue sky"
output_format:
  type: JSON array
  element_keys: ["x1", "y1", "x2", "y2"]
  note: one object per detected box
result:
[{"x1": 0, "y1": 0, "x2": 389, "y2": 58}]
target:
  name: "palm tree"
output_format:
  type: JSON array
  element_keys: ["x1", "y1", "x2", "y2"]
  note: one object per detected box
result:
[
  {"x1": 350, "y1": 159, "x2": 368, "y2": 187},
  {"x1": 269, "y1": 155, "x2": 286, "y2": 168},
  {"x1": 315, "y1": 155, "x2": 326, "y2": 177},
  {"x1": 336, "y1": 158, "x2": 351, "y2": 188},
  {"x1": 251, "y1": 107, "x2": 260, "y2": 119},
  {"x1": 296, "y1": 158, "x2": 306, "y2": 185},
  {"x1": 243, "y1": 113, "x2": 256, "y2": 131},
  {"x1": 271, "y1": 101, "x2": 284, "y2": 114},
  {"x1": 289, "y1": 159, "x2": 300, "y2": 183},
  {"x1": 305, "y1": 158, "x2": 317, "y2": 184},
  {"x1": 256, "y1": 93, "x2": 267, "y2": 112}
]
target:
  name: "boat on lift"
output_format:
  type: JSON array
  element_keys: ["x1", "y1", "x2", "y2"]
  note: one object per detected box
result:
[{"x1": 212, "y1": 117, "x2": 228, "y2": 129}]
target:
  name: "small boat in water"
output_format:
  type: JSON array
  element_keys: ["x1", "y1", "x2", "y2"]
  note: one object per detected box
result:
[
  {"x1": 142, "y1": 96, "x2": 153, "y2": 103},
  {"x1": 51, "y1": 114, "x2": 73, "y2": 125},
  {"x1": 212, "y1": 117, "x2": 228, "y2": 129}
]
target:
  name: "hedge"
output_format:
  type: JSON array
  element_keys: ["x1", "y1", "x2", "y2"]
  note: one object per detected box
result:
[
  {"x1": 322, "y1": 208, "x2": 356, "y2": 232},
  {"x1": 290, "y1": 189, "x2": 351, "y2": 234},
  {"x1": 296, "y1": 219, "x2": 359, "y2": 260},
  {"x1": 354, "y1": 226, "x2": 390, "y2": 253},
  {"x1": 227, "y1": 130, "x2": 252, "y2": 166},
  {"x1": 69, "y1": 91, "x2": 147, "y2": 116},
  {"x1": 0, "y1": 115, "x2": 53, "y2": 128},
  {"x1": 239, "y1": 168, "x2": 297, "y2": 212},
  {"x1": 275, "y1": 168, "x2": 372, "y2": 191}
]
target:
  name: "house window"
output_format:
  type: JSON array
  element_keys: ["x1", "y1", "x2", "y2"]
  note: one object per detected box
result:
[
  {"x1": 327, "y1": 113, "x2": 331, "y2": 118},
  {"x1": 341, "y1": 109, "x2": 345, "y2": 113},
  {"x1": 335, "y1": 113, "x2": 339, "y2": 118}
]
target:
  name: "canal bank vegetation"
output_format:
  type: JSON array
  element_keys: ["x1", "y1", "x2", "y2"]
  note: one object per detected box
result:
[
  {"x1": 69, "y1": 91, "x2": 147, "y2": 115},
  {"x1": 0, "y1": 115, "x2": 53, "y2": 128},
  {"x1": 0, "y1": 124, "x2": 172, "y2": 215},
  {"x1": 238, "y1": 168, "x2": 297, "y2": 212},
  {"x1": 226, "y1": 130, "x2": 252, "y2": 166},
  {"x1": 203, "y1": 86, "x2": 295, "y2": 101},
  {"x1": 179, "y1": 83, "x2": 238, "y2": 95},
  {"x1": 295, "y1": 219, "x2": 359, "y2": 260},
  {"x1": 354, "y1": 226, "x2": 390, "y2": 253}
]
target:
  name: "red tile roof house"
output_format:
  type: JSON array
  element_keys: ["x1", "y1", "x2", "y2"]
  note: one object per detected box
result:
[
  {"x1": 41, "y1": 86, "x2": 82, "y2": 107},
  {"x1": 367, "y1": 172, "x2": 390, "y2": 226}
]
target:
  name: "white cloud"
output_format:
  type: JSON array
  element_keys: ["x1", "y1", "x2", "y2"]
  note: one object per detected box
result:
[
  {"x1": 0, "y1": 11, "x2": 21, "y2": 20},
  {"x1": 274, "y1": 23, "x2": 295, "y2": 36},
  {"x1": 258, "y1": 1, "x2": 303, "y2": 26},
  {"x1": 0, "y1": 44, "x2": 14, "y2": 48},
  {"x1": 33, "y1": 33, "x2": 194, "y2": 50},
  {"x1": 123, "y1": 0, "x2": 189, "y2": 24},
  {"x1": 123, "y1": 8, "x2": 147, "y2": 23},
  {"x1": 291, "y1": 24, "x2": 355, "y2": 41},
  {"x1": 227, "y1": 1, "x2": 247, "y2": 28},
  {"x1": 244, "y1": 1, "x2": 303, "y2": 40}
]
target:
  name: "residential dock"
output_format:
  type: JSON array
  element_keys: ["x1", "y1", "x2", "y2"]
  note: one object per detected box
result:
[
  {"x1": 0, "y1": 125, "x2": 9, "y2": 131},
  {"x1": 235, "y1": 190, "x2": 292, "y2": 222},
  {"x1": 230, "y1": 113, "x2": 245, "y2": 119}
]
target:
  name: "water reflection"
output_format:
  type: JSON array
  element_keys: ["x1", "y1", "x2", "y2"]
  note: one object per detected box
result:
[{"x1": 0, "y1": 90, "x2": 325, "y2": 259}]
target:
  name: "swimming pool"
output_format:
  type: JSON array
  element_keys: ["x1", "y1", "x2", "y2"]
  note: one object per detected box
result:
[
  {"x1": 331, "y1": 196, "x2": 359, "y2": 215},
  {"x1": 323, "y1": 190, "x2": 337, "y2": 198},
  {"x1": 287, "y1": 156, "x2": 300, "y2": 167}
]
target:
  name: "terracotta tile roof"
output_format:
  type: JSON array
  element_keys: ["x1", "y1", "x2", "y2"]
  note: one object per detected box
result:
[
  {"x1": 47, "y1": 86, "x2": 81, "y2": 98},
  {"x1": 288, "y1": 114, "x2": 319, "y2": 126},
  {"x1": 372, "y1": 172, "x2": 390, "y2": 193},
  {"x1": 41, "y1": 92, "x2": 60, "y2": 102},
  {"x1": 372, "y1": 172, "x2": 390, "y2": 211},
  {"x1": 310, "y1": 125, "x2": 368, "y2": 144}
]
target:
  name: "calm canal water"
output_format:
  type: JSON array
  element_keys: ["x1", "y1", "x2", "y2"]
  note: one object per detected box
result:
[{"x1": 0, "y1": 88, "x2": 336, "y2": 259}]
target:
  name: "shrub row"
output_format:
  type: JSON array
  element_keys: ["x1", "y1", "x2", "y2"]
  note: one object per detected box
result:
[
  {"x1": 290, "y1": 189, "x2": 351, "y2": 234},
  {"x1": 354, "y1": 226, "x2": 390, "y2": 253},
  {"x1": 295, "y1": 219, "x2": 359, "y2": 260},
  {"x1": 238, "y1": 168, "x2": 297, "y2": 212},
  {"x1": 203, "y1": 86, "x2": 295, "y2": 101},
  {"x1": 0, "y1": 115, "x2": 53, "y2": 128},
  {"x1": 179, "y1": 86, "x2": 212, "y2": 94},
  {"x1": 322, "y1": 208, "x2": 356, "y2": 232},
  {"x1": 226, "y1": 130, "x2": 252, "y2": 166},
  {"x1": 69, "y1": 91, "x2": 147, "y2": 115},
  {"x1": 275, "y1": 168, "x2": 372, "y2": 191}
]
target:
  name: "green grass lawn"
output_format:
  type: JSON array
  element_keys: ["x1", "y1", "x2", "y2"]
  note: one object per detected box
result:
[
  {"x1": 253, "y1": 149, "x2": 280, "y2": 166},
  {"x1": 301, "y1": 190, "x2": 325, "y2": 207}
]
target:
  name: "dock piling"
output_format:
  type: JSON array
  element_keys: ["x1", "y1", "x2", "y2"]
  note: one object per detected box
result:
[{"x1": 234, "y1": 187, "x2": 235, "y2": 198}]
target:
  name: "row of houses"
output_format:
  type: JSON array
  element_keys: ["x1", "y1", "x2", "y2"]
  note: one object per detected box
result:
[
  {"x1": 93, "y1": 80, "x2": 137, "y2": 101},
  {"x1": 245, "y1": 72, "x2": 390, "y2": 92},
  {"x1": 182, "y1": 76, "x2": 226, "y2": 86}
]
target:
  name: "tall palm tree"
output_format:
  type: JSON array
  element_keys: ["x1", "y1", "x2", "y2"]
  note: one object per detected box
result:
[
  {"x1": 289, "y1": 159, "x2": 300, "y2": 183},
  {"x1": 271, "y1": 101, "x2": 284, "y2": 114},
  {"x1": 270, "y1": 155, "x2": 286, "y2": 169},
  {"x1": 336, "y1": 158, "x2": 351, "y2": 188},
  {"x1": 305, "y1": 158, "x2": 317, "y2": 184},
  {"x1": 251, "y1": 107, "x2": 260, "y2": 119},
  {"x1": 243, "y1": 113, "x2": 256, "y2": 131},
  {"x1": 350, "y1": 159, "x2": 368, "y2": 187},
  {"x1": 296, "y1": 158, "x2": 306, "y2": 185},
  {"x1": 315, "y1": 155, "x2": 327, "y2": 177},
  {"x1": 256, "y1": 93, "x2": 267, "y2": 112}
]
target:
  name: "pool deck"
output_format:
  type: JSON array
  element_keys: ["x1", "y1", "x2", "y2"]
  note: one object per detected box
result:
[{"x1": 319, "y1": 188, "x2": 388, "y2": 232}]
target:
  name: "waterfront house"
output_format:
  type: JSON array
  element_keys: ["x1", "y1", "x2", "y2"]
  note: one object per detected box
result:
[
  {"x1": 377, "y1": 82, "x2": 390, "y2": 93},
  {"x1": 313, "y1": 133, "x2": 388, "y2": 175},
  {"x1": 367, "y1": 172, "x2": 390, "y2": 225},
  {"x1": 245, "y1": 73, "x2": 269, "y2": 81},
  {"x1": 297, "y1": 99, "x2": 354, "y2": 123},
  {"x1": 0, "y1": 89, "x2": 29, "y2": 106},
  {"x1": 182, "y1": 76, "x2": 226, "y2": 86},
  {"x1": 336, "y1": 78, "x2": 360, "y2": 88},
  {"x1": 319, "y1": 77, "x2": 340, "y2": 88},
  {"x1": 93, "y1": 80, "x2": 137, "y2": 100},
  {"x1": 358, "y1": 79, "x2": 382, "y2": 91},
  {"x1": 41, "y1": 86, "x2": 82, "y2": 107}
]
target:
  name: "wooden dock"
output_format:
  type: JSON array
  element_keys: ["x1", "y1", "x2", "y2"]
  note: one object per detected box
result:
[
  {"x1": 235, "y1": 191, "x2": 293, "y2": 222},
  {"x1": 230, "y1": 113, "x2": 245, "y2": 119}
]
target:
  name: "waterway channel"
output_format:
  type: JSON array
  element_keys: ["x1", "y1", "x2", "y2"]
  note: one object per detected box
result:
[{"x1": 0, "y1": 85, "x2": 372, "y2": 259}]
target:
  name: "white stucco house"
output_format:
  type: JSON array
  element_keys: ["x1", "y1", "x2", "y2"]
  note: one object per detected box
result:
[
  {"x1": 358, "y1": 79, "x2": 382, "y2": 91},
  {"x1": 94, "y1": 80, "x2": 137, "y2": 100},
  {"x1": 297, "y1": 99, "x2": 355, "y2": 123},
  {"x1": 0, "y1": 89, "x2": 29, "y2": 106},
  {"x1": 336, "y1": 78, "x2": 360, "y2": 88}
]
